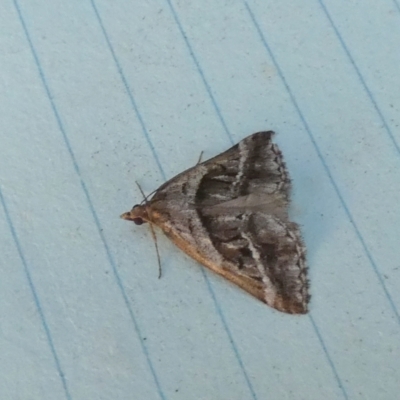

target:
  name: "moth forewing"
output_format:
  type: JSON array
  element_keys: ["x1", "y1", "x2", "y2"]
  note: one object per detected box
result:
[{"x1": 122, "y1": 131, "x2": 310, "y2": 314}]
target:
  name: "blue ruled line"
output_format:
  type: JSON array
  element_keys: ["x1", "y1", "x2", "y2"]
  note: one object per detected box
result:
[
  {"x1": 309, "y1": 315, "x2": 349, "y2": 400},
  {"x1": 164, "y1": 0, "x2": 235, "y2": 145},
  {"x1": 244, "y1": 2, "x2": 352, "y2": 399},
  {"x1": 0, "y1": 188, "x2": 72, "y2": 400},
  {"x1": 391, "y1": 0, "x2": 400, "y2": 16},
  {"x1": 12, "y1": 2, "x2": 167, "y2": 400},
  {"x1": 244, "y1": 1, "x2": 400, "y2": 325},
  {"x1": 163, "y1": 1, "x2": 346, "y2": 397},
  {"x1": 6, "y1": 1, "x2": 398, "y2": 399},
  {"x1": 89, "y1": 1, "x2": 257, "y2": 398},
  {"x1": 89, "y1": 0, "x2": 166, "y2": 180},
  {"x1": 317, "y1": 0, "x2": 400, "y2": 158},
  {"x1": 166, "y1": 0, "x2": 263, "y2": 397},
  {"x1": 200, "y1": 268, "x2": 258, "y2": 400}
]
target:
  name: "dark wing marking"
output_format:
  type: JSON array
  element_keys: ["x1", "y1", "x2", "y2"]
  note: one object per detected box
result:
[
  {"x1": 151, "y1": 131, "x2": 290, "y2": 207},
  {"x1": 195, "y1": 131, "x2": 291, "y2": 208},
  {"x1": 199, "y1": 209, "x2": 309, "y2": 314}
]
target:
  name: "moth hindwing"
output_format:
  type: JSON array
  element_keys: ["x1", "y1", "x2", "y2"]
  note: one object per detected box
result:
[{"x1": 121, "y1": 131, "x2": 310, "y2": 314}]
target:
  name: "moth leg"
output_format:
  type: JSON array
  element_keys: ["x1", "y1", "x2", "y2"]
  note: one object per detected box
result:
[{"x1": 148, "y1": 222, "x2": 162, "y2": 278}]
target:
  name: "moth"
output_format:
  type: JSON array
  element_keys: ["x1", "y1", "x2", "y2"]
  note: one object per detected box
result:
[{"x1": 121, "y1": 131, "x2": 309, "y2": 314}]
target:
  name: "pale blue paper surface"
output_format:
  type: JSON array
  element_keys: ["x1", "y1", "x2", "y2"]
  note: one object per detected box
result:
[{"x1": 1, "y1": 1, "x2": 400, "y2": 399}]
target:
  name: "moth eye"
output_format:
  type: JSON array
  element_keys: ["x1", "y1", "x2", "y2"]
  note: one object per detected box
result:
[{"x1": 133, "y1": 217, "x2": 144, "y2": 225}]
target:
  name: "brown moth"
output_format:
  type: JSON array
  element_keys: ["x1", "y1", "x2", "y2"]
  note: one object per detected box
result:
[{"x1": 121, "y1": 131, "x2": 309, "y2": 314}]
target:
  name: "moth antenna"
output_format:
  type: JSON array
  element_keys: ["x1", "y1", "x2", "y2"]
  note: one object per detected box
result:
[
  {"x1": 135, "y1": 181, "x2": 162, "y2": 277},
  {"x1": 148, "y1": 221, "x2": 162, "y2": 279},
  {"x1": 134, "y1": 181, "x2": 162, "y2": 276},
  {"x1": 135, "y1": 181, "x2": 147, "y2": 203},
  {"x1": 196, "y1": 151, "x2": 204, "y2": 165},
  {"x1": 135, "y1": 181, "x2": 158, "y2": 204}
]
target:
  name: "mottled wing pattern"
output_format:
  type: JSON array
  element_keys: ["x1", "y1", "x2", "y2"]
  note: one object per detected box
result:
[
  {"x1": 198, "y1": 207, "x2": 308, "y2": 314},
  {"x1": 149, "y1": 131, "x2": 309, "y2": 314},
  {"x1": 196, "y1": 131, "x2": 291, "y2": 206},
  {"x1": 193, "y1": 132, "x2": 308, "y2": 313}
]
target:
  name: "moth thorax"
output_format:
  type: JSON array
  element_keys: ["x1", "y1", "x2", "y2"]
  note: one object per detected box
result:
[{"x1": 120, "y1": 204, "x2": 149, "y2": 225}]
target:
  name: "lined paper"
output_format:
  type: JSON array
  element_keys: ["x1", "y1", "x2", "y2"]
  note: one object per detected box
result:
[{"x1": 1, "y1": 1, "x2": 400, "y2": 399}]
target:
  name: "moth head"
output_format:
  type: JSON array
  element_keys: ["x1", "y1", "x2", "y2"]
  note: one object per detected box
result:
[{"x1": 120, "y1": 204, "x2": 149, "y2": 225}]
